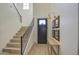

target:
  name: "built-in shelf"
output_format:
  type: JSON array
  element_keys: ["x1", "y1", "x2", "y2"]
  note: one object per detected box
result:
[
  {"x1": 52, "y1": 46, "x2": 59, "y2": 54},
  {"x1": 48, "y1": 37, "x2": 60, "y2": 46},
  {"x1": 48, "y1": 37, "x2": 60, "y2": 55},
  {"x1": 52, "y1": 28, "x2": 60, "y2": 30}
]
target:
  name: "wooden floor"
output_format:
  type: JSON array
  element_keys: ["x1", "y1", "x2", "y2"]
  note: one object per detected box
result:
[{"x1": 28, "y1": 44, "x2": 55, "y2": 55}]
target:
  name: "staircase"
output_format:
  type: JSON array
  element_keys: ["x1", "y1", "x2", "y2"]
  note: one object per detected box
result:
[{"x1": 2, "y1": 26, "x2": 27, "y2": 55}]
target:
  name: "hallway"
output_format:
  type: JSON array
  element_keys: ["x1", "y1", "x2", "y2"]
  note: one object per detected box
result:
[
  {"x1": 28, "y1": 44, "x2": 55, "y2": 55},
  {"x1": 0, "y1": 3, "x2": 78, "y2": 55}
]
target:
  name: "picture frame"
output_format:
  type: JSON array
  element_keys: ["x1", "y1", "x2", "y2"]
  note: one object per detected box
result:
[
  {"x1": 52, "y1": 20, "x2": 55, "y2": 28},
  {"x1": 52, "y1": 30, "x2": 55, "y2": 38},
  {"x1": 52, "y1": 16, "x2": 60, "y2": 28},
  {"x1": 54, "y1": 30, "x2": 60, "y2": 41}
]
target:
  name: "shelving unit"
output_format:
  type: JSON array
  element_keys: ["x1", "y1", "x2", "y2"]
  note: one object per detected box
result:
[
  {"x1": 48, "y1": 16, "x2": 60, "y2": 55},
  {"x1": 52, "y1": 16, "x2": 60, "y2": 41},
  {"x1": 48, "y1": 37, "x2": 60, "y2": 55}
]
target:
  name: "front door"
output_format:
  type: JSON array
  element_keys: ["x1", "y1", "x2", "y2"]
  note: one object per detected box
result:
[{"x1": 38, "y1": 18, "x2": 47, "y2": 44}]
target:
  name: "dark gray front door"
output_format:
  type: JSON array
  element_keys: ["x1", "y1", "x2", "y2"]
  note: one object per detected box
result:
[{"x1": 38, "y1": 18, "x2": 47, "y2": 44}]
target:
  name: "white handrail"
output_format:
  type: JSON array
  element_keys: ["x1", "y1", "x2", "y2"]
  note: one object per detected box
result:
[{"x1": 13, "y1": 3, "x2": 22, "y2": 23}]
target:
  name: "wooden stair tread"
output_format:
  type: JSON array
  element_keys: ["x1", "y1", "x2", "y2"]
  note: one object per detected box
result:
[
  {"x1": 3, "y1": 47, "x2": 21, "y2": 54},
  {"x1": 7, "y1": 42, "x2": 21, "y2": 48},
  {"x1": 16, "y1": 31, "x2": 26, "y2": 36},
  {"x1": 8, "y1": 42, "x2": 20, "y2": 44},
  {"x1": 11, "y1": 39, "x2": 21, "y2": 41},
  {"x1": 12, "y1": 37, "x2": 21, "y2": 40},
  {"x1": 3, "y1": 47, "x2": 20, "y2": 50},
  {"x1": 11, "y1": 38, "x2": 21, "y2": 40},
  {"x1": 2, "y1": 26, "x2": 28, "y2": 54}
]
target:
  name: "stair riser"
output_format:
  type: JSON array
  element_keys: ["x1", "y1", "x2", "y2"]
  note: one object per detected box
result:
[
  {"x1": 16, "y1": 34, "x2": 23, "y2": 37},
  {"x1": 7, "y1": 44, "x2": 21, "y2": 48},
  {"x1": 13, "y1": 36, "x2": 21, "y2": 38},
  {"x1": 16, "y1": 32, "x2": 25, "y2": 35},
  {"x1": 13, "y1": 37, "x2": 21, "y2": 39},
  {"x1": 3, "y1": 49, "x2": 20, "y2": 54},
  {"x1": 10, "y1": 40, "x2": 21, "y2": 43},
  {"x1": 19, "y1": 28, "x2": 27, "y2": 32}
]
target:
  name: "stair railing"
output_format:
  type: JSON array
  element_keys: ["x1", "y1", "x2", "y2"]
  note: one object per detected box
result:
[
  {"x1": 12, "y1": 3, "x2": 34, "y2": 55},
  {"x1": 13, "y1": 3, "x2": 22, "y2": 23},
  {"x1": 21, "y1": 19, "x2": 34, "y2": 55}
]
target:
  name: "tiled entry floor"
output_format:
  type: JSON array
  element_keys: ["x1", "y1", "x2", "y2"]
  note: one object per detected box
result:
[{"x1": 28, "y1": 44, "x2": 55, "y2": 55}]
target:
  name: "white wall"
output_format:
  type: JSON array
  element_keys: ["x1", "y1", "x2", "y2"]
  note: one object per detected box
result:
[
  {"x1": 33, "y1": 3, "x2": 52, "y2": 18},
  {"x1": 0, "y1": 3, "x2": 34, "y2": 54},
  {"x1": 24, "y1": 25, "x2": 35, "y2": 54},
  {"x1": 54, "y1": 3, "x2": 78, "y2": 55},
  {"x1": 0, "y1": 3, "x2": 21, "y2": 53},
  {"x1": 78, "y1": 3, "x2": 79, "y2": 55},
  {"x1": 33, "y1": 3, "x2": 78, "y2": 55},
  {"x1": 33, "y1": 3, "x2": 55, "y2": 43},
  {"x1": 15, "y1": 3, "x2": 33, "y2": 26},
  {"x1": 33, "y1": 4, "x2": 37, "y2": 43}
]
